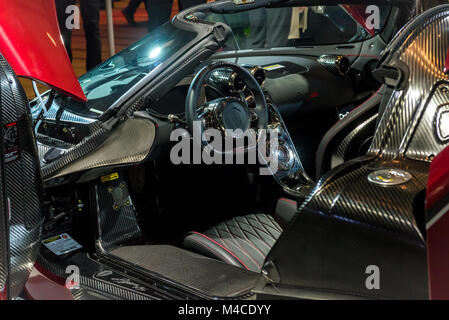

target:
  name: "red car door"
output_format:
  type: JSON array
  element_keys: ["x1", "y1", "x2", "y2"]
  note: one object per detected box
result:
[
  {"x1": 426, "y1": 145, "x2": 449, "y2": 299},
  {"x1": 0, "y1": 0, "x2": 81, "y2": 300},
  {"x1": 0, "y1": 0, "x2": 86, "y2": 101}
]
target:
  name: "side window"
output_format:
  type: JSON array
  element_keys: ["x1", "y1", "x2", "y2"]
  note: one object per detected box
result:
[
  {"x1": 204, "y1": 12, "x2": 250, "y2": 50},
  {"x1": 205, "y1": 5, "x2": 391, "y2": 50}
]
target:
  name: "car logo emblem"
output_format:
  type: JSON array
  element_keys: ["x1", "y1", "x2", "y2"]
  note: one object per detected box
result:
[
  {"x1": 228, "y1": 106, "x2": 242, "y2": 127},
  {"x1": 368, "y1": 169, "x2": 412, "y2": 187}
]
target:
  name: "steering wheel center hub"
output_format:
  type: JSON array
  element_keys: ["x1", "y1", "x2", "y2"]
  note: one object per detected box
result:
[{"x1": 219, "y1": 98, "x2": 250, "y2": 131}]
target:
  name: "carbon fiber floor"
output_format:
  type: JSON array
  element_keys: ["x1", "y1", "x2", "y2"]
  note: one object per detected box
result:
[{"x1": 109, "y1": 245, "x2": 259, "y2": 298}]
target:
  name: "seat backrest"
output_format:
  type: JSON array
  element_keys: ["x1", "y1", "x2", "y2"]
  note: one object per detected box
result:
[
  {"x1": 315, "y1": 86, "x2": 383, "y2": 178},
  {"x1": 0, "y1": 54, "x2": 44, "y2": 299}
]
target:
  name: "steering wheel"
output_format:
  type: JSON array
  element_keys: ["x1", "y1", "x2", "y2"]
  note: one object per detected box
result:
[{"x1": 185, "y1": 61, "x2": 269, "y2": 152}]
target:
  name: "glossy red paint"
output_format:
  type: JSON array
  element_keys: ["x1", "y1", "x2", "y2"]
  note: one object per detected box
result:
[
  {"x1": 279, "y1": 198, "x2": 297, "y2": 206},
  {"x1": 24, "y1": 267, "x2": 73, "y2": 300},
  {"x1": 426, "y1": 145, "x2": 449, "y2": 299},
  {"x1": 309, "y1": 91, "x2": 319, "y2": 99},
  {"x1": 444, "y1": 46, "x2": 449, "y2": 74},
  {"x1": 426, "y1": 146, "x2": 449, "y2": 210},
  {"x1": 427, "y1": 212, "x2": 449, "y2": 300},
  {"x1": 341, "y1": 5, "x2": 376, "y2": 37},
  {"x1": 0, "y1": 0, "x2": 86, "y2": 101}
]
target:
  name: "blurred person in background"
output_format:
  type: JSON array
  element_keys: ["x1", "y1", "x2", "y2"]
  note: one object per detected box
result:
[
  {"x1": 122, "y1": 0, "x2": 147, "y2": 26},
  {"x1": 122, "y1": 0, "x2": 173, "y2": 32},
  {"x1": 247, "y1": 7, "x2": 292, "y2": 48},
  {"x1": 146, "y1": 0, "x2": 173, "y2": 32},
  {"x1": 247, "y1": 7, "x2": 308, "y2": 48},
  {"x1": 56, "y1": 0, "x2": 102, "y2": 71}
]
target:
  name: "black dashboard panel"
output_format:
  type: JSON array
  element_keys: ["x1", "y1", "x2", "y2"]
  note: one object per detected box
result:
[
  {"x1": 149, "y1": 55, "x2": 354, "y2": 118},
  {"x1": 218, "y1": 55, "x2": 354, "y2": 114},
  {"x1": 150, "y1": 84, "x2": 191, "y2": 116},
  {"x1": 262, "y1": 61, "x2": 308, "y2": 79}
]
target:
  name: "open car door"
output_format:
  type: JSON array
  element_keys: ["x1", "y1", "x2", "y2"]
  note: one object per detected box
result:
[
  {"x1": 0, "y1": 55, "x2": 45, "y2": 300},
  {"x1": 0, "y1": 0, "x2": 83, "y2": 300},
  {"x1": 0, "y1": 0, "x2": 86, "y2": 101}
]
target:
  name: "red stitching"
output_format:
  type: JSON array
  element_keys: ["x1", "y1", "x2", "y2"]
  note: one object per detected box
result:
[
  {"x1": 280, "y1": 198, "x2": 297, "y2": 206},
  {"x1": 217, "y1": 225, "x2": 262, "y2": 268},
  {"x1": 191, "y1": 232, "x2": 249, "y2": 270},
  {"x1": 224, "y1": 222, "x2": 267, "y2": 258},
  {"x1": 188, "y1": 238, "x2": 234, "y2": 265}
]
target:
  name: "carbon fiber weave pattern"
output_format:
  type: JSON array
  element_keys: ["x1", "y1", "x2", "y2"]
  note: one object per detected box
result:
[
  {"x1": 0, "y1": 56, "x2": 8, "y2": 298},
  {"x1": 93, "y1": 174, "x2": 143, "y2": 251},
  {"x1": 369, "y1": 5, "x2": 449, "y2": 161},
  {"x1": 306, "y1": 158, "x2": 428, "y2": 239},
  {"x1": 0, "y1": 54, "x2": 44, "y2": 298},
  {"x1": 51, "y1": 118, "x2": 156, "y2": 179},
  {"x1": 40, "y1": 121, "x2": 109, "y2": 179},
  {"x1": 332, "y1": 114, "x2": 378, "y2": 168},
  {"x1": 36, "y1": 252, "x2": 172, "y2": 300}
]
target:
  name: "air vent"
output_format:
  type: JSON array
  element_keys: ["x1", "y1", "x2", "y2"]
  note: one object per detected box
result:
[{"x1": 317, "y1": 55, "x2": 350, "y2": 76}]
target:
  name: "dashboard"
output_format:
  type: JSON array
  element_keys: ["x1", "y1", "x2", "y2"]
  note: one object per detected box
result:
[
  {"x1": 33, "y1": 54, "x2": 362, "y2": 194},
  {"x1": 150, "y1": 54, "x2": 357, "y2": 118}
]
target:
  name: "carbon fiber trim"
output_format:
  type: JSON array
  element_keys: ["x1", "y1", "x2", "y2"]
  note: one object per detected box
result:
[
  {"x1": 36, "y1": 252, "x2": 178, "y2": 300},
  {"x1": 332, "y1": 114, "x2": 378, "y2": 169},
  {"x1": 317, "y1": 55, "x2": 350, "y2": 76},
  {"x1": 0, "y1": 54, "x2": 44, "y2": 298},
  {"x1": 41, "y1": 121, "x2": 110, "y2": 179},
  {"x1": 406, "y1": 83, "x2": 449, "y2": 161},
  {"x1": 40, "y1": 104, "x2": 95, "y2": 124},
  {"x1": 47, "y1": 118, "x2": 156, "y2": 180},
  {"x1": 306, "y1": 157, "x2": 427, "y2": 239},
  {"x1": 108, "y1": 245, "x2": 259, "y2": 299},
  {"x1": 93, "y1": 173, "x2": 143, "y2": 251},
  {"x1": 207, "y1": 68, "x2": 245, "y2": 92},
  {"x1": 258, "y1": 7, "x2": 449, "y2": 298},
  {"x1": 263, "y1": 157, "x2": 428, "y2": 299},
  {"x1": 35, "y1": 134, "x2": 74, "y2": 168},
  {"x1": 369, "y1": 5, "x2": 449, "y2": 161},
  {"x1": 0, "y1": 57, "x2": 9, "y2": 298},
  {"x1": 35, "y1": 133, "x2": 74, "y2": 149}
]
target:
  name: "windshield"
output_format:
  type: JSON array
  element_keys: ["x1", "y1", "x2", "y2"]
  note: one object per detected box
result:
[
  {"x1": 203, "y1": 5, "x2": 391, "y2": 50},
  {"x1": 55, "y1": 4, "x2": 391, "y2": 118},
  {"x1": 62, "y1": 22, "x2": 196, "y2": 118}
]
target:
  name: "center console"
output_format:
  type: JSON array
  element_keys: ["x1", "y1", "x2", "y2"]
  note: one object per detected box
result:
[{"x1": 267, "y1": 103, "x2": 314, "y2": 197}]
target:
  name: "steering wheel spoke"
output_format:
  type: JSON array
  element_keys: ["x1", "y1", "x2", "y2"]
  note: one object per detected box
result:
[
  {"x1": 195, "y1": 103, "x2": 211, "y2": 119},
  {"x1": 185, "y1": 61, "x2": 269, "y2": 154}
]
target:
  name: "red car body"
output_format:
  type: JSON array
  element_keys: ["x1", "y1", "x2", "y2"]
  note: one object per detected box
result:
[
  {"x1": 426, "y1": 145, "x2": 449, "y2": 300},
  {"x1": 0, "y1": 0, "x2": 86, "y2": 101}
]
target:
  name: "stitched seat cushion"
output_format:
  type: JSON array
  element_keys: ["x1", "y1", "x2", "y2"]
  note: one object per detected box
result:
[{"x1": 183, "y1": 214, "x2": 283, "y2": 273}]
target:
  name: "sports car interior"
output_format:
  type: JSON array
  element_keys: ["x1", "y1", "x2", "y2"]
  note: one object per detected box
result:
[{"x1": 1, "y1": 0, "x2": 445, "y2": 300}]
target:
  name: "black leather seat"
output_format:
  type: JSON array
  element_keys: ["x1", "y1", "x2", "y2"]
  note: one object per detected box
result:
[
  {"x1": 183, "y1": 85, "x2": 389, "y2": 273},
  {"x1": 183, "y1": 199, "x2": 297, "y2": 273},
  {"x1": 184, "y1": 214, "x2": 282, "y2": 273}
]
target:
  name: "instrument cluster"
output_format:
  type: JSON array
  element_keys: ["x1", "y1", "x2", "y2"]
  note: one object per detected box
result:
[{"x1": 206, "y1": 65, "x2": 266, "y2": 94}]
